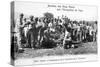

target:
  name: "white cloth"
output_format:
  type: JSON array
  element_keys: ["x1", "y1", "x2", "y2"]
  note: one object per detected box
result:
[{"x1": 48, "y1": 22, "x2": 52, "y2": 27}]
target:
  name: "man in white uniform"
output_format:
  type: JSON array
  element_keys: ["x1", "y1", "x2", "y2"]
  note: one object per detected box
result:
[{"x1": 14, "y1": 14, "x2": 25, "y2": 50}]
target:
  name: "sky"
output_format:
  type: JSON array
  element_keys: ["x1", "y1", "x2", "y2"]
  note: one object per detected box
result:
[{"x1": 15, "y1": 1, "x2": 98, "y2": 21}]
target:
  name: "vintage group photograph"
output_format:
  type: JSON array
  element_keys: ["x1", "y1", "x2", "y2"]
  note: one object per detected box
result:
[{"x1": 11, "y1": 2, "x2": 98, "y2": 65}]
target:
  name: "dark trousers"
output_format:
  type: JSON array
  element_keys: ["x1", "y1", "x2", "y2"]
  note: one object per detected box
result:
[{"x1": 64, "y1": 41, "x2": 72, "y2": 49}]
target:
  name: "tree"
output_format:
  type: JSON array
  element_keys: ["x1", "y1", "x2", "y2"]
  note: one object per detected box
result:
[{"x1": 44, "y1": 12, "x2": 54, "y2": 19}]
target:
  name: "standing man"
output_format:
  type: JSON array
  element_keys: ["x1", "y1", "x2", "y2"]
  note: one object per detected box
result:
[
  {"x1": 63, "y1": 29, "x2": 71, "y2": 49},
  {"x1": 15, "y1": 13, "x2": 25, "y2": 51}
]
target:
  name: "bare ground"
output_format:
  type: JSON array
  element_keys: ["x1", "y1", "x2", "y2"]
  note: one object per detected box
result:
[{"x1": 15, "y1": 42, "x2": 97, "y2": 59}]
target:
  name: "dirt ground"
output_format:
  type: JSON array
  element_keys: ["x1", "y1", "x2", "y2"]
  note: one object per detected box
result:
[{"x1": 15, "y1": 42, "x2": 97, "y2": 59}]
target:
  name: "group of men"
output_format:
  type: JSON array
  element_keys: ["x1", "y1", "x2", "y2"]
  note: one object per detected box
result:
[{"x1": 13, "y1": 13, "x2": 97, "y2": 50}]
